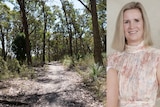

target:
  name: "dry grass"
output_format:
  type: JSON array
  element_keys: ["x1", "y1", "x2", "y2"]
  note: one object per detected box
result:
[{"x1": 73, "y1": 53, "x2": 106, "y2": 106}]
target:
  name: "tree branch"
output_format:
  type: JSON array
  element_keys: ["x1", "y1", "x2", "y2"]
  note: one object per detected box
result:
[{"x1": 77, "y1": 0, "x2": 91, "y2": 13}]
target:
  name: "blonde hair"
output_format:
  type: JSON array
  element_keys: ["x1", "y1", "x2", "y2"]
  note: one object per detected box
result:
[{"x1": 112, "y1": 2, "x2": 153, "y2": 52}]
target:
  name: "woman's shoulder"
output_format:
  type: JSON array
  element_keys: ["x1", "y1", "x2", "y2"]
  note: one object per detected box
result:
[
  {"x1": 149, "y1": 47, "x2": 160, "y2": 52},
  {"x1": 147, "y1": 47, "x2": 160, "y2": 55},
  {"x1": 107, "y1": 51, "x2": 123, "y2": 59}
]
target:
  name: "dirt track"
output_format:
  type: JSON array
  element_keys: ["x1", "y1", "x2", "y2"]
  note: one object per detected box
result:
[{"x1": 0, "y1": 61, "x2": 103, "y2": 107}]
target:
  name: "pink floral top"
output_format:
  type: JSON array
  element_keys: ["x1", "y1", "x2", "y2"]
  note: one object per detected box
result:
[{"x1": 107, "y1": 41, "x2": 160, "y2": 107}]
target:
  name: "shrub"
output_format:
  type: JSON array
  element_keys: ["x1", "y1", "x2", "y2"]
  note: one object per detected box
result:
[
  {"x1": 0, "y1": 57, "x2": 10, "y2": 79},
  {"x1": 32, "y1": 56, "x2": 43, "y2": 67},
  {"x1": 0, "y1": 56, "x2": 9, "y2": 73},
  {"x1": 75, "y1": 54, "x2": 106, "y2": 104},
  {"x1": 7, "y1": 58, "x2": 21, "y2": 73},
  {"x1": 89, "y1": 63, "x2": 104, "y2": 81},
  {"x1": 62, "y1": 55, "x2": 74, "y2": 69},
  {"x1": 0, "y1": 57, "x2": 35, "y2": 80},
  {"x1": 19, "y1": 65, "x2": 35, "y2": 79}
]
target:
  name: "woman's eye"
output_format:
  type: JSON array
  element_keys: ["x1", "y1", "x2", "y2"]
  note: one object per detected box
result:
[
  {"x1": 124, "y1": 21, "x2": 129, "y2": 24},
  {"x1": 135, "y1": 19, "x2": 139, "y2": 22}
]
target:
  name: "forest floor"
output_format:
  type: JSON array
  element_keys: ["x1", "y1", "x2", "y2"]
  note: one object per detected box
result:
[{"x1": 0, "y1": 61, "x2": 103, "y2": 107}]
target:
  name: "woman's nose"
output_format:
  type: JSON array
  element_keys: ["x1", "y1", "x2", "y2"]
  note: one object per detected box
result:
[{"x1": 129, "y1": 21, "x2": 135, "y2": 28}]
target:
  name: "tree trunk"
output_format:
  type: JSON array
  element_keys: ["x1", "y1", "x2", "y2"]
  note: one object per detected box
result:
[
  {"x1": 0, "y1": 25, "x2": 6, "y2": 61},
  {"x1": 48, "y1": 39, "x2": 50, "y2": 62},
  {"x1": 60, "y1": 0, "x2": 73, "y2": 56},
  {"x1": 42, "y1": 1, "x2": 47, "y2": 65},
  {"x1": 90, "y1": 0, "x2": 103, "y2": 65},
  {"x1": 17, "y1": 0, "x2": 32, "y2": 65}
]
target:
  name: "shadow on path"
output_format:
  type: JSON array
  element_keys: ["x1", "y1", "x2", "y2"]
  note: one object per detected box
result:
[
  {"x1": 0, "y1": 61, "x2": 102, "y2": 107},
  {"x1": 0, "y1": 90, "x2": 85, "y2": 107}
]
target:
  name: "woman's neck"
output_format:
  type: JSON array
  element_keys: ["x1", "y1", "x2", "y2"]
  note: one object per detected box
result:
[
  {"x1": 126, "y1": 40, "x2": 143, "y2": 46},
  {"x1": 125, "y1": 41, "x2": 146, "y2": 53}
]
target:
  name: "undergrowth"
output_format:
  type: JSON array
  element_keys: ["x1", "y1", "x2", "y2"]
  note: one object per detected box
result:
[
  {"x1": 0, "y1": 57, "x2": 35, "y2": 80},
  {"x1": 62, "y1": 53, "x2": 106, "y2": 106}
]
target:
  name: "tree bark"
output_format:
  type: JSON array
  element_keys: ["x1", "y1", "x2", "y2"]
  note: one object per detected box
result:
[
  {"x1": 60, "y1": 0, "x2": 73, "y2": 56},
  {"x1": 17, "y1": 0, "x2": 32, "y2": 65},
  {"x1": 0, "y1": 25, "x2": 6, "y2": 61},
  {"x1": 42, "y1": 1, "x2": 47, "y2": 65},
  {"x1": 90, "y1": 0, "x2": 103, "y2": 65}
]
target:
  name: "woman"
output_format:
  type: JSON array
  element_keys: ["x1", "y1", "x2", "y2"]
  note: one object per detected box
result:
[{"x1": 107, "y1": 2, "x2": 160, "y2": 107}]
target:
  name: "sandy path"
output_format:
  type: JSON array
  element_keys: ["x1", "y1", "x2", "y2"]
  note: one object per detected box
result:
[{"x1": 0, "y1": 61, "x2": 103, "y2": 107}]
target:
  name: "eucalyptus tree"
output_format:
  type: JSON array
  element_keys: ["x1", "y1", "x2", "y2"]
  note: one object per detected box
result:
[
  {"x1": 40, "y1": 0, "x2": 47, "y2": 64},
  {"x1": 90, "y1": 0, "x2": 103, "y2": 65},
  {"x1": 15, "y1": 0, "x2": 53, "y2": 65},
  {"x1": 97, "y1": 0, "x2": 106, "y2": 52},
  {"x1": 78, "y1": 0, "x2": 104, "y2": 65},
  {"x1": 75, "y1": 11, "x2": 93, "y2": 57},
  {"x1": 24, "y1": 0, "x2": 45, "y2": 62},
  {"x1": 60, "y1": 0, "x2": 75, "y2": 57},
  {"x1": 70, "y1": 9, "x2": 94, "y2": 59},
  {"x1": 34, "y1": 0, "x2": 57, "y2": 63},
  {"x1": 72, "y1": 10, "x2": 82, "y2": 58},
  {"x1": 50, "y1": 5, "x2": 67, "y2": 60},
  {"x1": 17, "y1": 0, "x2": 32, "y2": 65},
  {"x1": 43, "y1": 5, "x2": 56, "y2": 62},
  {"x1": 59, "y1": 0, "x2": 90, "y2": 59},
  {"x1": 0, "y1": 3, "x2": 11, "y2": 61}
]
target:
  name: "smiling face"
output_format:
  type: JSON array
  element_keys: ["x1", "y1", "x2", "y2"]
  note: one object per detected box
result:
[{"x1": 123, "y1": 8, "x2": 144, "y2": 46}]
